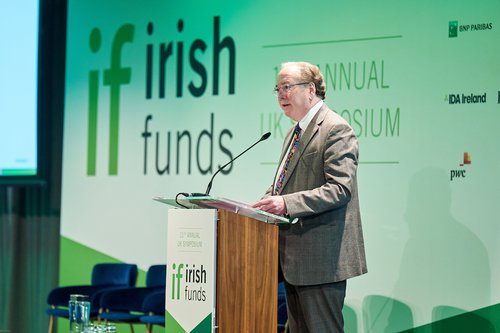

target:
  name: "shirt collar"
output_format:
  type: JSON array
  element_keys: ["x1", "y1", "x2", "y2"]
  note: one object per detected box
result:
[{"x1": 298, "y1": 100, "x2": 323, "y2": 131}]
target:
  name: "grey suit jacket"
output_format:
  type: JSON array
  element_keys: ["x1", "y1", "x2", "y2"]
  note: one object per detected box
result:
[{"x1": 267, "y1": 104, "x2": 367, "y2": 285}]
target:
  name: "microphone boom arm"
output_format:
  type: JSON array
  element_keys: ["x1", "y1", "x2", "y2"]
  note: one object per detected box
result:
[{"x1": 204, "y1": 132, "x2": 271, "y2": 195}]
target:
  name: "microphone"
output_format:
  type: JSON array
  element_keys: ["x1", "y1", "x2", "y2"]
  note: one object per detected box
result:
[{"x1": 195, "y1": 132, "x2": 271, "y2": 196}]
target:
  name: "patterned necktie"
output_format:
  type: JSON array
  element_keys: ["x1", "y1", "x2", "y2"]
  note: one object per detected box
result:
[{"x1": 274, "y1": 123, "x2": 301, "y2": 195}]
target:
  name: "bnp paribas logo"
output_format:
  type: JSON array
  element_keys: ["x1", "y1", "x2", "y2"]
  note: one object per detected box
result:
[
  {"x1": 86, "y1": 25, "x2": 135, "y2": 176},
  {"x1": 448, "y1": 20, "x2": 493, "y2": 38},
  {"x1": 449, "y1": 21, "x2": 458, "y2": 38}
]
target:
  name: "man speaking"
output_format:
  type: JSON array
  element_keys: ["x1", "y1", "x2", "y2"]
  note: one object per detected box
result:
[{"x1": 253, "y1": 61, "x2": 367, "y2": 333}]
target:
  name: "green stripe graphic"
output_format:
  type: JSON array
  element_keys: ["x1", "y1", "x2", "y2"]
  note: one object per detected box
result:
[
  {"x1": 0, "y1": 168, "x2": 36, "y2": 175},
  {"x1": 263, "y1": 35, "x2": 403, "y2": 48},
  {"x1": 402, "y1": 303, "x2": 500, "y2": 332}
]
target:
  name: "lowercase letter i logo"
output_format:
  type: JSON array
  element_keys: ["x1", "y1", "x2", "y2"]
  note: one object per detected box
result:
[
  {"x1": 87, "y1": 28, "x2": 101, "y2": 176},
  {"x1": 86, "y1": 24, "x2": 135, "y2": 176},
  {"x1": 449, "y1": 21, "x2": 458, "y2": 38}
]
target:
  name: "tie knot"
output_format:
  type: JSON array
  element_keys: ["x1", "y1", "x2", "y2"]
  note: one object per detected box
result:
[{"x1": 294, "y1": 123, "x2": 301, "y2": 137}]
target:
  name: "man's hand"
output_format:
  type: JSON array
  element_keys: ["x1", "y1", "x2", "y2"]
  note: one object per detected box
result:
[{"x1": 252, "y1": 196, "x2": 287, "y2": 216}]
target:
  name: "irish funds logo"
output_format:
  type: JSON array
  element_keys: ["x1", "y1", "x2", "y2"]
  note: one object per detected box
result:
[
  {"x1": 171, "y1": 263, "x2": 208, "y2": 302},
  {"x1": 83, "y1": 17, "x2": 237, "y2": 178},
  {"x1": 86, "y1": 25, "x2": 135, "y2": 176}
]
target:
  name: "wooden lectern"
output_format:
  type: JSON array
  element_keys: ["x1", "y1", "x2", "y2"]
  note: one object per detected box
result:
[{"x1": 154, "y1": 196, "x2": 295, "y2": 333}]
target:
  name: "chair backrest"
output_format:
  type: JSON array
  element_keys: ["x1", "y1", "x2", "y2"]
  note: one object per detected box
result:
[
  {"x1": 278, "y1": 281, "x2": 286, "y2": 296},
  {"x1": 142, "y1": 291, "x2": 166, "y2": 314},
  {"x1": 91, "y1": 263, "x2": 138, "y2": 287},
  {"x1": 146, "y1": 265, "x2": 166, "y2": 288}
]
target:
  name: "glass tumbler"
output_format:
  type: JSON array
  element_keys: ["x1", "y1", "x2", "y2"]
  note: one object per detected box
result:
[{"x1": 69, "y1": 294, "x2": 91, "y2": 333}]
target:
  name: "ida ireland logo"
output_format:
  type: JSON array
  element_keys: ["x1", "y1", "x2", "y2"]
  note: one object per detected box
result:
[{"x1": 86, "y1": 24, "x2": 135, "y2": 176}]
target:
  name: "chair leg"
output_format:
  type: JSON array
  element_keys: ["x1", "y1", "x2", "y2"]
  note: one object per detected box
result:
[
  {"x1": 129, "y1": 323, "x2": 135, "y2": 333},
  {"x1": 47, "y1": 315, "x2": 54, "y2": 333},
  {"x1": 98, "y1": 307, "x2": 103, "y2": 325}
]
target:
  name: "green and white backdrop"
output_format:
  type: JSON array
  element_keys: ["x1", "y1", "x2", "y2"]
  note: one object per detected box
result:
[{"x1": 60, "y1": 0, "x2": 500, "y2": 332}]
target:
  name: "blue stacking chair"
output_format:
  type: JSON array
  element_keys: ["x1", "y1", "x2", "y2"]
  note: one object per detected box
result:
[
  {"x1": 99, "y1": 264, "x2": 166, "y2": 332},
  {"x1": 46, "y1": 263, "x2": 138, "y2": 333},
  {"x1": 140, "y1": 290, "x2": 166, "y2": 333},
  {"x1": 277, "y1": 281, "x2": 288, "y2": 333}
]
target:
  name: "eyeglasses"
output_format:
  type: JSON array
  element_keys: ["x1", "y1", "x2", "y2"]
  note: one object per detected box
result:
[{"x1": 273, "y1": 82, "x2": 309, "y2": 95}]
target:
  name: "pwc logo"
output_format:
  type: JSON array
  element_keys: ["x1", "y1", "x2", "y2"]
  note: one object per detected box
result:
[{"x1": 450, "y1": 152, "x2": 471, "y2": 181}]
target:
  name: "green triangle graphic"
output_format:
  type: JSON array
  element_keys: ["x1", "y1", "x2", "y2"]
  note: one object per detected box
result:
[
  {"x1": 191, "y1": 314, "x2": 212, "y2": 333},
  {"x1": 166, "y1": 311, "x2": 213, "y2": 333}
]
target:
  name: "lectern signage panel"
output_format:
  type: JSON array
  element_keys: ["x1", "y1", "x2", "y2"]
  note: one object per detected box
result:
[{"x1": 166, "y1": 209, "x2": 217, "y2": 333}]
